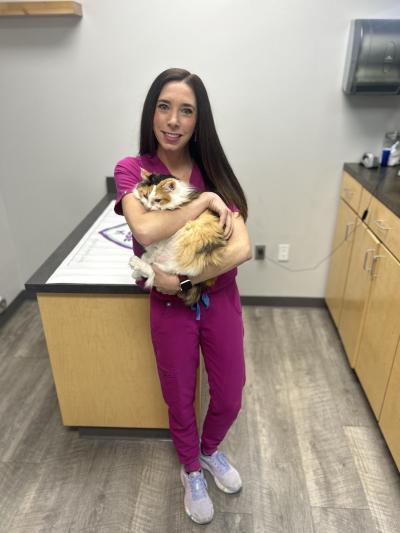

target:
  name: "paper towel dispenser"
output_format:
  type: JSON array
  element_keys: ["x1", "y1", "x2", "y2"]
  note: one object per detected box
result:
[{"x1": 343, "y1": 19, "x2": 400, "y2": 95}]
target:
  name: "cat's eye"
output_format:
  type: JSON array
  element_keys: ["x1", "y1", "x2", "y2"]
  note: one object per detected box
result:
[{"x1": 154, "y1": 198, "x2": 161, "y2": 203}]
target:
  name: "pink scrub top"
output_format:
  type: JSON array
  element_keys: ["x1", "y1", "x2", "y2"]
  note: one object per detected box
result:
[{"x1": 113, "y1": 153, "x2": 238, "y2": 292}]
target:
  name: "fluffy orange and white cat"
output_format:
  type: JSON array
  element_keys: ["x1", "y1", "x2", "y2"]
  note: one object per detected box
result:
[{"x1": 128, "y1": 169, "x2": 227, "y2": 306}]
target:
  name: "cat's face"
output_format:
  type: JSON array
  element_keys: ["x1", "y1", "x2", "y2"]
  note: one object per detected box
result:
[{"x1": 134, "y1": 169, "x2": 192, "y2": 211}]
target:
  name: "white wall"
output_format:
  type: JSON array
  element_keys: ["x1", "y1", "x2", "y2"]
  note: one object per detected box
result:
[
  {"x1": 1, "y1": 0, "x2": 400, "y2": 301},
  {"x1": 0, "y1": 187, "x2": 22, "y2": 307}
]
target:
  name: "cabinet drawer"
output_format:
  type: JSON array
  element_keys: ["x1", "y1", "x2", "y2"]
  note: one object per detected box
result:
[
  {"x1": 368, "y1": 196, "x2": 400, "y2": 261},
  {"x1": 340, "y1": 172, "x2": 362, "y2": 213}
]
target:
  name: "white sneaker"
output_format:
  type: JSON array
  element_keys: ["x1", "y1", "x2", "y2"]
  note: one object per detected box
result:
[
  {"x1": 180, "y1": 466, "x2": 214, "y2": 524},
  {"x1": 200, "y1": 450, "x2": 242, "y2": 493}
]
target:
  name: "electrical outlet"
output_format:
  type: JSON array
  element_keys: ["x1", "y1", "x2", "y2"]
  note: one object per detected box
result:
[
  {"x1": 278, "y1": 244, "x2": 290, "y2": 262},
  {"x1": 255, "y1": 245, "x2": 266, "y2": 260}
]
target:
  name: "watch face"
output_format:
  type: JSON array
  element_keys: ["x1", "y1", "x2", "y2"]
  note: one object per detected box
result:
[{"x1": 180, "y1": 279, "x2": 193, "y2": 292}]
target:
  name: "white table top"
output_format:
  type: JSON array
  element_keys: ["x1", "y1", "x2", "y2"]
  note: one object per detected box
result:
[{"x1": 46, "y1": 201, "x2": 135, "y2": 285}]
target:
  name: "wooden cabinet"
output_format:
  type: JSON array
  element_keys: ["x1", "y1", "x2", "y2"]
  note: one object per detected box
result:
[
  {"x1": 325, "y1": 199, "x2": 358, "y2": 327},
  {"x1": 354, "y1": 245, "x2": 400, "y2": 419},
  {"x1": 37, "y1": 293, "x2": 203, "y2": 429},
  {"x1": 340, "y1": 171, "x2": 363, "y2": 213},
  {"x1": 367, "y1": 195, "x2": 400, "y2": 261},
  {"x1": 338, "y1": 223, "x2": 380, "y2": 367},
  {"x1": 325, "y1": 168, "x2": 400, "y2": 471},
  {"x1": 325, "y1": 172, "x2": 369, "y2": 329},
  {"x1": 379, "y1": 338, "x2": 400, "y2": 470}
]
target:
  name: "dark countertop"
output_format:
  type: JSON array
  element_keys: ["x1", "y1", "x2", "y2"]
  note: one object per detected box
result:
[
  {"x1": 344, "y1": 163, "x2": 400, "y2": 218},
  {"x1": 25, "y1": 177, "x2": 143, "y2": 295}
]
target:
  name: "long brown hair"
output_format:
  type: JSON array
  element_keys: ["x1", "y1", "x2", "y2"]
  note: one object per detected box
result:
[{"x1": 139, "y1": 68, "x2": 248, "y2": 221}]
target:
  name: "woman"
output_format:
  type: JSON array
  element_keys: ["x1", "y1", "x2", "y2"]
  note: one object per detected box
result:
[{"x1": 114, "y1": 68, "x2": 252, "y2": 525}]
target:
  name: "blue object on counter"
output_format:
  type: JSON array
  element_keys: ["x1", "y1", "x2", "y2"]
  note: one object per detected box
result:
[{"x1": 381, "y1": 148, "x2": 391, "y2": 167}]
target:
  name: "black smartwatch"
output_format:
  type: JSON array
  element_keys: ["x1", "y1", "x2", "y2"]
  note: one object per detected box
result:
[{"x1": 178, "y1": 275, "x2": 193, "y2": 293}]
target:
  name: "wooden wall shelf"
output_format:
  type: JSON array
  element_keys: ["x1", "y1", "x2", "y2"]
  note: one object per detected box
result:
[{"x1": 0, "y1": 2, "x2": 82, "y2": 17}]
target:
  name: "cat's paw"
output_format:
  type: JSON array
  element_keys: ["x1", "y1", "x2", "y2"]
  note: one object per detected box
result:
[
  {"x1": 144, "y1": 272, "x2": 155, "y2": 289},
  {"x1": 129, "y1": 255, "x2": 146, "y2": 271},
  {"x1": 128, "y1": 256, "x2": 146, "y2": 279},
  {"x1": 129, "y1": 255, "x2": 155, "y2": 283},
  {"x1": 129, "y1": 255, "x2": 140, "y2": 268},
  {"x1": 130, "y1": 271, "x2": 143, "y2": 281}
]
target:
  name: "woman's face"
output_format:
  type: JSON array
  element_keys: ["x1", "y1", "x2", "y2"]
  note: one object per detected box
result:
[{"x1": 153, "y1": 81, "x2": 197, "y2": 156}]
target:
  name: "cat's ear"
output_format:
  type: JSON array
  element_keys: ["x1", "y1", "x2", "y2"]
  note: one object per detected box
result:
[
  {"x1": 140, "y1": 168, "x2": 152, "y2": 181},
  {"x1": 162, "y1": 179, "x2": 176, "y2": 192}
]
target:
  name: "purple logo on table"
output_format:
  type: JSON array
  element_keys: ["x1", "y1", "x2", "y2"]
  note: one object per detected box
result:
[{"x1": 99, "y1": 223, "x2": 132, "y2": 249}]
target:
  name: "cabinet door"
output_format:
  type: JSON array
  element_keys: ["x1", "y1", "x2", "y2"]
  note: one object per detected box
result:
[
  {"x1": 367, "y1": 195, "x2": 400, "y2": 262},
  {"x1": 355, "y1": 245, "x2": 400, "y2": 419},
  {"x1": 339, "y1": 223, "x2": 380, "y2": 368},
  {"x1": 379, "y1": 336, "x2": 400, "y2": 471},
  {"x1": 340, "y1": 171, "x2": 362, "y2": 213},
  {"x1": 325, "y1": 199, "x2": 358, "y2": 327}
]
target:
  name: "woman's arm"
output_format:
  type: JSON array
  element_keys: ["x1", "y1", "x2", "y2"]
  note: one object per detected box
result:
[
  {"x1": 190, "y1": 213, "x2": 252, "y2": 285},
  {"x1": 122, "y1": 191, "x2": 234, "y2": 246}
]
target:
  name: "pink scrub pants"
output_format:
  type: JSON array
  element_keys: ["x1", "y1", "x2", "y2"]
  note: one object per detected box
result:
[{"x1": 149, "y1": 279, "x2": 246, "y2": 473}]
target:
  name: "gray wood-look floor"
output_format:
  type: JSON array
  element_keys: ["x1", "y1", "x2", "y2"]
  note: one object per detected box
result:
[{"x1": 1, "y1": 299, "x2": 400, "y2": 533}]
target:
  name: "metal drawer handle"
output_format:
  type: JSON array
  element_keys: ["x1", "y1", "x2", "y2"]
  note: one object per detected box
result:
[
  {"x1": 363, "y1": 249, "x2": 375, "y2": 272},
  {"x1": 344, "y1": 222, "x2": 355, "y2": 241},
  {"x1": 370, "y1": 255, "x2": 385, "y2": 279},
  {"x1": 373, "y1": 219, "x2": 392, "y2": 232}
]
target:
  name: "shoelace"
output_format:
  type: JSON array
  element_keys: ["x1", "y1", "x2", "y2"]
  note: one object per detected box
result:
[
  {"x1": 188, "y1": 472, "x2": 208, "y2": 501},
  {"x1": 206, "y1": 451, "x2": 230, "y2": 474}
]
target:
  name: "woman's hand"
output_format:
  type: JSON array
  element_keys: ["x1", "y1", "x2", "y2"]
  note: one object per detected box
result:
[
  {"x1": 202, "y1": 192, "x2": 234, "y2": 240},
  {"x1": 152, "y1": 264, "x2": 180, "y2": 295}
]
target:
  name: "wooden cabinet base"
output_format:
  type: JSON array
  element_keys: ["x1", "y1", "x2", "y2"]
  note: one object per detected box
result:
[
  {"x1": 379, "y1": 338, "x2": 400, "y2": 471},
  {"x1": 338, "y1": 224, "x2": 380, "y2": 368},
  {"x1": 37, "y1": 293, "x2": 202, "y2": 429},
  {"x1": 325, "y1": 199, "x2": 358, "y2": 328},
  {"x1": 354, "y1": 245, "x2": 400, "y2": 419},
  {"x1": 326, "y1": 167, "x2": 400, "y2": 472}
]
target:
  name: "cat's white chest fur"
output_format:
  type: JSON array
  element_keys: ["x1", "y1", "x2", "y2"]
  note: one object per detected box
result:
[
  {"x1": 128, "y1": 230, "x2": 184, "y2": 288},
  {"x1": 142, "y1": 232, "x2": 182, "y2": 273}
]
